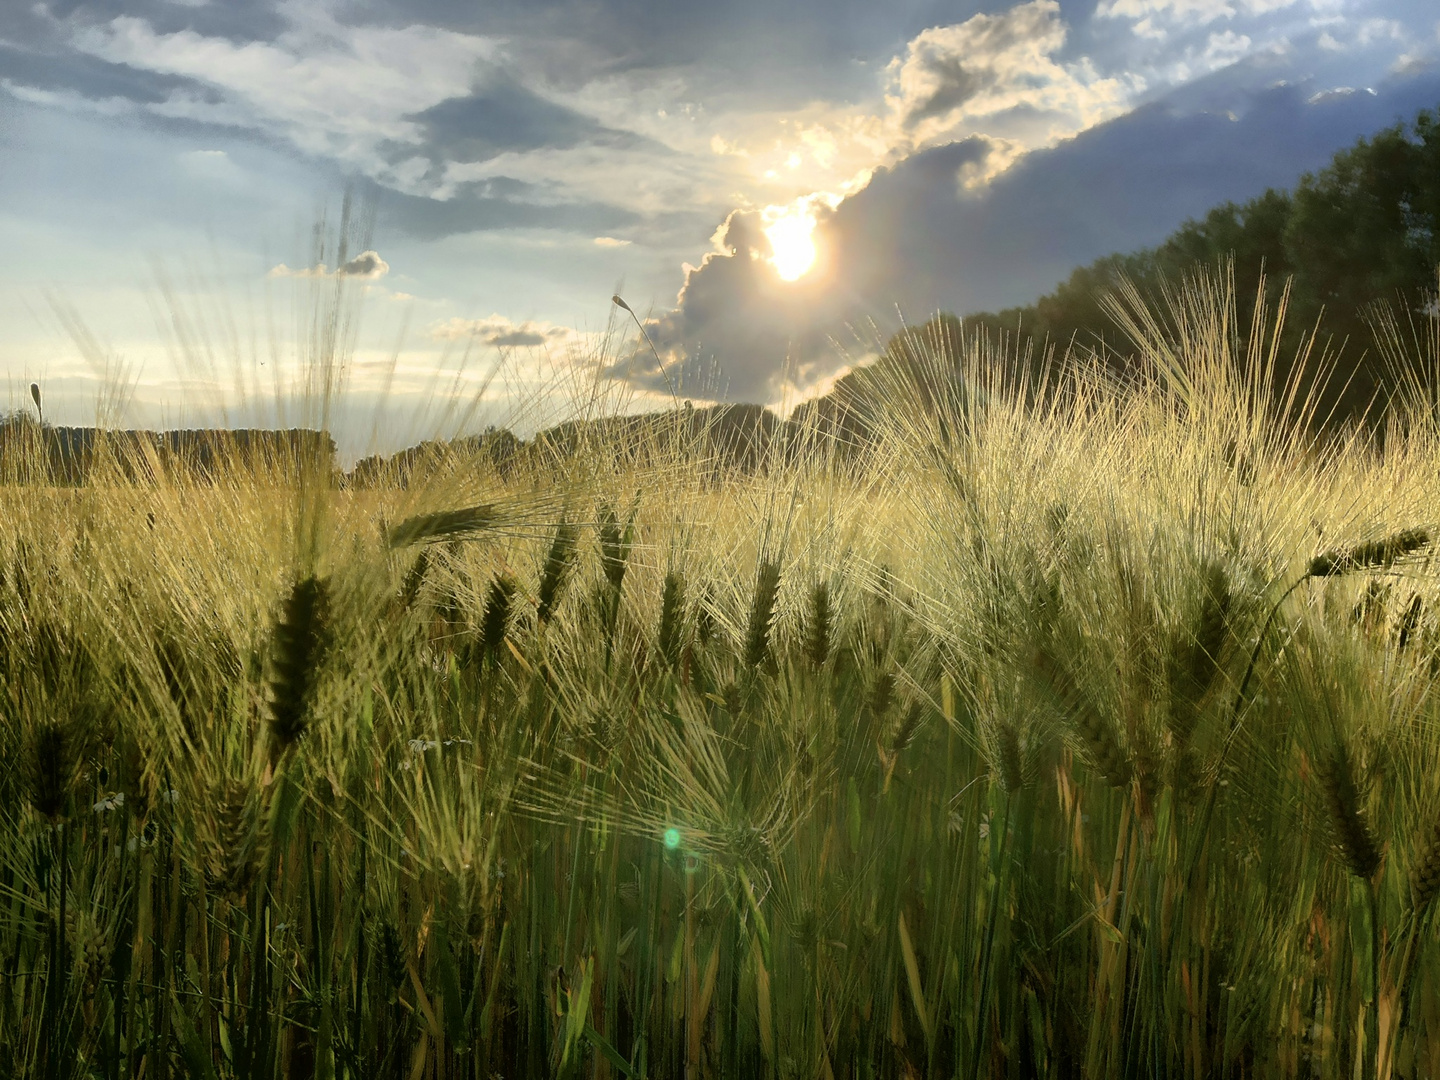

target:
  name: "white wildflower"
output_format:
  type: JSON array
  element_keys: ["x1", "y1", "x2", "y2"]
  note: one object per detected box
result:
[{"x1": 93, "y1": 792, "x2": 124, "y2": 813}]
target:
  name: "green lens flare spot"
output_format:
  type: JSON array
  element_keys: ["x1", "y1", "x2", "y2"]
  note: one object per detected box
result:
[{"x1": 663, "y1": 827, "x2": 681, "y2": 850}]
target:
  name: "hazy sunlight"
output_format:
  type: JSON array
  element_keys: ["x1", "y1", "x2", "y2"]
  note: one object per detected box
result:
[{"x1": 764, "y1": 206, "x2": 818, "y2": 281}]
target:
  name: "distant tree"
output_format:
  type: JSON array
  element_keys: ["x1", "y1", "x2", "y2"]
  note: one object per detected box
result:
[
  {"x1": 1281, "y1": 110, "x2": 1440, "y2": 416},
  {"x1": 1287, "y1": 111, "x2": 1440, "y2": 331}
]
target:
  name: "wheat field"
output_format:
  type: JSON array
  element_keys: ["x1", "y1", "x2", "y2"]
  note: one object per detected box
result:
[{"x1": 3, "y1": 274, "x2": 1440, "y2": 1079}]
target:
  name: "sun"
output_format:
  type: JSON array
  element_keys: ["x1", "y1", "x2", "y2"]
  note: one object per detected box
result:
[{"x1": 763, "y1": 207, "x2": 818, "y2": 281}]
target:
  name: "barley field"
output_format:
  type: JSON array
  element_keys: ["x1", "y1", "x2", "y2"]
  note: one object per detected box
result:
[{"x1": 4, "y1": 276, "x2": 1440, "y2": 1079}]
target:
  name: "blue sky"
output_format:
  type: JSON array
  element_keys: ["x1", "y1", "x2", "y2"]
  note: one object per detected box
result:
[{"x1": 2, "y1": 0, "x2": 1438, "y2": 448}]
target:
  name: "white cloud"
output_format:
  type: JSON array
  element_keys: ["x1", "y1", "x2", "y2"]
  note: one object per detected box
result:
[
  {"x1": 69, "y1": 8, "x2": 499, "y2": 191},
  {"x1": 434, "y1": 143, "x2": 728, "y2": 213},
  {"x1": 1391, "y1": 51, "x2": 1432, "y2": 76},
  {"x1": 955, "y1": 135, "x2": 1027, "y2": 191},
  {"x1": 269, "y1": 250, "x2": 390, "y2": 279},
  {"x1": 431, "y1": 314, "x2": 579, "y2": 348},
  {"x1": 1, "y1": 79, "x2": 137, "y2": 116},
  {"x1": 1097, "y1": 0, "x2": 1302, "y2": 27},
  {"x1": 660, "y1": 2, "x2": 1144, "y2": 217},
  {"x1": 1100, "y1": 0, "x2": 1238, "y2": 26},
  {"x1": 884, "y1": 1, "x2": 1136, "y2": 152},
  {"x1": 593, "y1": 236, "x2": 632, "y2": 247},
  {"x1": 1355, "y1": 18, "x2": 1404, "y2": 45},
  {"x1": 1204, "y1": 30, "x2": 1254, "y2": 65}
]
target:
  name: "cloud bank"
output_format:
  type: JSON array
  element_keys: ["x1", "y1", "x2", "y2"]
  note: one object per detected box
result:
[{"x1": 615, "y1": 71, "x2": 1440, "y2": 404}]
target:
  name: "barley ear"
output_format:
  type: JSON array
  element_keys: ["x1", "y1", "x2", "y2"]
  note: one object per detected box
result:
[
  {"x1": 1171, "y1": 563, "x2": 1232, "y2": 715},
  {"x1": 399, "y1": 547, "x2": 431, "y2": 610},
  {"x1": 479, "y1": 575, "x2": 516, "y2": 662},
  {"x1": 597, "y1": 503, "x2": 632, "y2": 592},
  {"x1": 1034, "y1": 643, "x2": 1131, "y2": 788},
  {"x1": 1318, "y1": 741, "x2": 1382, "y2": 880},
  {"x1": 695, "y1": 587, "x2": 716, "y2": 647},
  {"x1": 267, "y1": 574, "x2": 332, "y2": 759},
  {"x1": 1410, "y1": 817, "x2": 1440, "y2": 914},
  {"x1": 26, "y1": 719, "x2": 76, "y2": 823},
  {"x1": 995, "y1": 723, "x2": 1025, "y2": 793},
  {"x1": 205, "y1": 780, "x2": 268, "y2": 900},
  {"x1": 387, "y1": 504, "x2": 499, "y2": 547},
  {"x1": 1307, "y1": 527, "x2": 1431, "y2": 578},
  {"x1": 804, "y1": 581, "x2": 832, "y2": 668},
  {"x1": 658, "y1": 570, "x2": 686, "y2": 668},
  {"x1": 868, "y1": 669, "x2": 896, "y2": 721},
  {"x1": 1395, "y1": 593, "x2": 1424, "y2": 652},
  {"x1": 890, "y1": 702, "x2": 922, "y2": 755},
  {"x1": 536, "y1": 522, "x2": 579, "y2": 626},
  {"x1": 1167, "y1": 563, "x2": 1232, "y2": 791},
  {"x1": 742, "y1": 561, "x2": 782, "y2": 670}
]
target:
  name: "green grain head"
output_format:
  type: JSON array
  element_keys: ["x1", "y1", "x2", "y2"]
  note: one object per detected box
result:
[
  {"x1": 267, "y1": 574, "x2": 333, "y2": 759},
  {"x1": 658, "y1": 570, "x2": 686, "y2": 668},
  {"x1": 743, "y1": 560, "x2": 782, "y2": 670}
]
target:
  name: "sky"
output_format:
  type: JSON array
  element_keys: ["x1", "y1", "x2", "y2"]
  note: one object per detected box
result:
[{"x1": 2, "y1": 0, "x2": 1438, "y2": 451}]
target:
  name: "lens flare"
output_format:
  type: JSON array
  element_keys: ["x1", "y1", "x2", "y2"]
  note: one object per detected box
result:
[{"x1": 663, "y1": 827, "x2": 681, "y2": 849}]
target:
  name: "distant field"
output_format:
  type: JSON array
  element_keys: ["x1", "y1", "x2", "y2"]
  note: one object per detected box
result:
[{"x1": 4, "y1": 279, "x2": 1440, "y2": 1079}]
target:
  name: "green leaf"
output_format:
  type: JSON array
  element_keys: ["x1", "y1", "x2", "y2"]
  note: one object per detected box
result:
[{"x1": 585, "y1": 1024, "x2": 635, "y2": 1077}]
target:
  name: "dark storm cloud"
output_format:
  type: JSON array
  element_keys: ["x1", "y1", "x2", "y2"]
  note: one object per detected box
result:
[
  {"x1": 610, "y1": 138, "x2": 996, "y2": 402},
  {"x1": 614, "y1": 70, "x2": 1440, "y2": 403}
]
